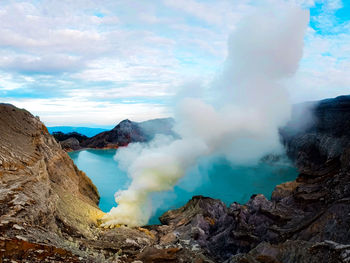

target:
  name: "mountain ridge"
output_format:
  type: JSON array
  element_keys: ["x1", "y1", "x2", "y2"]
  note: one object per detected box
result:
[
  {"x1": 53, "y1": 117, "x2": 175, "y2": 151},
  {"x1": 48, "y1": 126, "x2": 109, "y2": 137}
]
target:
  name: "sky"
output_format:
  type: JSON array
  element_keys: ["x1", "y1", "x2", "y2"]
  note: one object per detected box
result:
[{"x1": 0, "y1": 0, "x2": 349, "y2": 127}]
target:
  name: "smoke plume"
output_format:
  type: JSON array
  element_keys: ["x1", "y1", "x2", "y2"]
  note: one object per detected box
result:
[{"x1": 101, "y1": 2, "x2": 309, "y2": 227}]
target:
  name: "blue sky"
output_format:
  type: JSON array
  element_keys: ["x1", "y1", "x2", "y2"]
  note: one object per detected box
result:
[{"x1": 0, "y1": 0, "x2": 349, "y2": 126}]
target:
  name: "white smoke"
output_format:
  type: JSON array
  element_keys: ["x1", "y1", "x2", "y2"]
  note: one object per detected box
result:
[{"x1": 101, "y1": 2, "x2": 309, "y2": 227}]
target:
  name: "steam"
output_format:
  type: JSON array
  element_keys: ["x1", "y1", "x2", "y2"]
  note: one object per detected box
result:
[{"x1": 101, "y1": 2, "x2": 309, "y2": 227}]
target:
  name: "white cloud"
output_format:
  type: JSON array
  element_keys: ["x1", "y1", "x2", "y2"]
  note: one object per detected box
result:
[
  {"x1": 0, "y1": 54, "x2": 85, "y2": 73},
  {"x1": 0, "y1": 0, "x2": 349, "y2": 125},
  {"x1": 163, "y1": 0, "x2": 224, "y2": 25},
  {"x1": 287, "y1": 1, "x2": 350, "y2": 102},
  {"x1": 5, "y1": 98, "x2": 171, "y2": 126},
  {"x1": 0, "y1": 73, "x2": 23, "y2": 91}
]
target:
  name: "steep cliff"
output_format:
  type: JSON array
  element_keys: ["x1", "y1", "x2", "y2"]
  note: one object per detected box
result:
[
  {"x1": 281, "y1": 95, "x2": 350, "y2": 174},
  {"x1": 0, "y1": 104, "x2": 105, "y2": 259}
]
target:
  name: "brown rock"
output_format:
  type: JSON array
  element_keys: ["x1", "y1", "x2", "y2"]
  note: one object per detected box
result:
[{"x1": 136, "y1": 247, "x2": 181, "y2": 262}]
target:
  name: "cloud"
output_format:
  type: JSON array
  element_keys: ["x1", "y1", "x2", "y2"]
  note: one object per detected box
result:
[
  {"x1": 288, "y1": 0, "x2": 350, "y2": 102},
  {"x1": 4, "y1": 97, "x2": 170, "y2": 126},
  {"x1": 0, "y1": 0, "x2": 349, "y2": 125},
  {"x1": 163, "y1": 0, "x2": 225, "y2": 25},
  {"x1": 0, "y1": 72, "x2": 24, "y2": 91},
  {"x1": 0, "y1": 54, "x2": 85, "y2": 74}
]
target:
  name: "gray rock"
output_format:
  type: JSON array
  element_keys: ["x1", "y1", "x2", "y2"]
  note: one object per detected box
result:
[{"x1": 60, "y1": 137, "x2": 81, "y2": 151}]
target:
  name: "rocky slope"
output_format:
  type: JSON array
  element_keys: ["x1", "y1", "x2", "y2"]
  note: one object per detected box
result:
[
  {"x1": 281, "y1": 95, "x2": 350, "y2": 174},
  {"x1": 0, "y1": 104, "x2": 102, "y2": 260}
]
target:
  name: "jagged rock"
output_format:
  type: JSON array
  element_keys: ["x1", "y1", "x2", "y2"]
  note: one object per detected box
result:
[
  {"x1": 0, "y1": 238, "x2": 81, "y2": 262},
  {"x1": 281, "y1": 95, "x2": 350, "y2": 174},
  {"x1": 135, "y1": 247, "x2": 181, "y2": 262},
  {"x1": 226, "y1": 240, "x2": 344, "y2": 263}
]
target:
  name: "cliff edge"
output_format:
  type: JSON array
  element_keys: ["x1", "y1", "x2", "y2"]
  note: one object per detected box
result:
[{"x1": 0, "y1": 104, "x2": 105, "y2": 260}]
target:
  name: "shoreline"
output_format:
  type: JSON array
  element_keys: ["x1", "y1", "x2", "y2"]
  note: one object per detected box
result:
[{"x1": 63, "y1": 145, "x2": 122, "y2": 153}]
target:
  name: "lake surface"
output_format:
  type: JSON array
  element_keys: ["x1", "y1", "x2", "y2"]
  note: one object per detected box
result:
[{"x1": 69, "y1": 149, "x2": 298, "y2": 224}]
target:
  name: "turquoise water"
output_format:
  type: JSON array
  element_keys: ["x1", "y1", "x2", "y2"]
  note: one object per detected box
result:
[{"x1": 68, "y1": 149, "x2": 298, "y2": 225}]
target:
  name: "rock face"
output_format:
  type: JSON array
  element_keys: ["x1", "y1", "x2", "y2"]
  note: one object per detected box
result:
[
  {"x1": 281, "y1": 95, "x2": 350, "y2": 174},
  {"x1": 0, "y1": 103, "x2": 103, "y2": 260},
  {"x1": 60, "y1": 137, "x2": 82, "y2": 151}
]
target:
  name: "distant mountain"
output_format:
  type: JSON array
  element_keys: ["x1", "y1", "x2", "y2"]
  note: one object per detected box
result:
[
  {"x1": 50, "y1": 118, "x2": 176, "y2": 150},
  {"x1": 51, "y1": 131, "x2": 88, "y2": 151},
  {"x1": 47, "y1": 126, "x2": 109, "y2": 137},
  {"x1": 138, "y1": 118, "x2": 176, "y2": 140},
  {"x1": 81, "y1": 118, "x2": 175, "y2": 149},
  {"x1": 52, "y1": 131, "x2": 89, "y2": 142}
]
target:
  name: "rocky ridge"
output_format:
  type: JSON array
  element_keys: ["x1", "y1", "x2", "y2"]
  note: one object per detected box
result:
[
  {"x1": 56, "y1": 118, "x2": 175, "y2": 150},
  {"x1": 52, "y1": 132, "x2": 89, "y2": 151}
]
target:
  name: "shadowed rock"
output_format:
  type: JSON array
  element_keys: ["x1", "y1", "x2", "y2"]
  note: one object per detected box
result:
[{"x1": 60, "y1": 137, "x2": 82, "y2": 151}]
